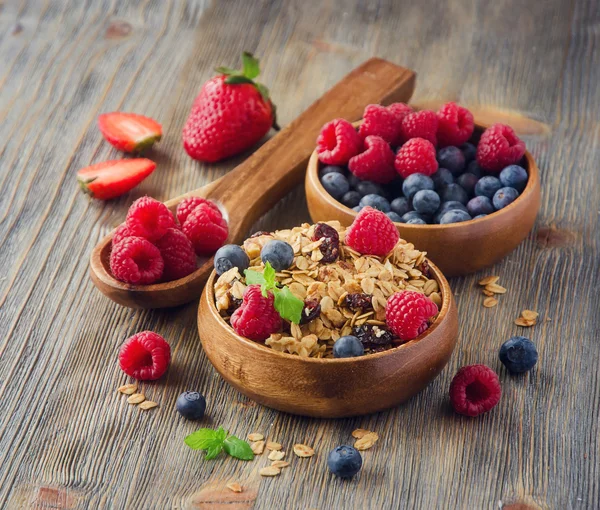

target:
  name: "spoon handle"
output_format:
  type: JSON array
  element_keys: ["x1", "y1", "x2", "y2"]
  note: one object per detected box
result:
[{"x1": 195, "y1": 58, "x2": 416, "y2": 242}]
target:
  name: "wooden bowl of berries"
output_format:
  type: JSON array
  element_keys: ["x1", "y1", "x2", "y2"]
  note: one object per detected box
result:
[
  {"x1": 197, "y1": 215, "x2": 458, "y2": 418},
  {"x1": 305, "y1": 102, "x2": 541, "y2": 277}
]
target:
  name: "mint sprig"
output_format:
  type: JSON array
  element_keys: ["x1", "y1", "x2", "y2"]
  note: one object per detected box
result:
[
  {"x1": 244, "y1": 262, "x2": 304, "y2": 324},
  {"x1": 184, "y1": 427, "x2": 254, "y2": 461}
]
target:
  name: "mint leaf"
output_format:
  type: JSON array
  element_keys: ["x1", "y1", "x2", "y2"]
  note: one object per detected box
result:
[
  {"x1": 244, "y1": 269, "x2": 266, "y2": 286},
  {"x1": 263, "y1": 262, "x2": 276, "y2": 290},
  {"x1": 205, "y1": 442, "x2": 224, "y2": 460},
  {"x1": 184, "y1": 428, "x2": 218, "y2": 450},
  {"x1": 223, "y1": 436, "x2": 254, "y2": 461},
  {"x1": 215, "y1": 427, "x2": 227, "y2": 442},
  {"x1": 274, "y1": 286, "x2": 304, "y2": 324},
  {"x1": 241, "y1": 52, "x2": 260, "y2": 80}
]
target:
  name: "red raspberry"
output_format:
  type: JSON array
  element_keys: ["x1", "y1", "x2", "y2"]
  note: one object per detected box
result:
[
  {"x1": 126, "y1": 196, "x2": 176, "y2": 242},
  {"x1": 394, "y1": 138, "x2": 438, "y2": 178},
  {"x1": 400, "y1": 110, "x2": 438, "y2": 145},
  {"x1": 449, "y1": 365, "x2": 502, "y2": 417},
  {"x1": 119, "y1": 331, "x2": 171, "y2": 380},
  {"x1": 436, "y1": 102, "x2": 475, "y2": 147},
  {"x1": 476, "y1": 123, "x2": 526, "y2": 173},
  {"x1": 387, "y1": 102, "x2": 413, "y2": 123},
  {"x1": 110, "y1": 237, "x2": 164, "y2": 284},
  {"x1": 348, "y1": 135, "x2": 396, "y2": 184},
  {"x1": 176, "y1": 196, "x2": 221, "y2": 225},
  {"x1": 230, "y1": 285, "x2": 282, "y2": 341},
  {"x1": 316, "y1": 119, "x2": 362, "y2": 165},
  {"x1": 154, "y1": 228, "x2": 197, "y2": 281},
  {"x1": 345, "y1": 207, "x2": 399, "y2": 257},
  {"x1": 358, "y1": 104, "x2": 403, "y2": 146},
  {"x1": 385, "y1": 291, "x2": 439, "y2": 341},
  {"x1": 182, "y1": 203, "x2": 229, "y2": 256},
  {"x1": 112, "y1": 223, "x2": 132, "y2": 246}
]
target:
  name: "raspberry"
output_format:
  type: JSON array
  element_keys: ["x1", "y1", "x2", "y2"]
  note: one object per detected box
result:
[
  {"x1": 400, "y1": 110, "x2": 438, "y2": 145},
  {"x1": 449, "y1": 365, "x2": 502, "y2": 417},
  {"x1": 345, "y1": 207, "x2": 399, "y2": 257},
  {"x1": 154, "y1": 228, "x2": 197, "y2": 281},
  {"x1": 182, "y1": 203, "x2": 229, "y2": 256},
  {"x1": 358, "y1": 104, "x2": 403, "y2": 146},
  {"x1": 176, "y1": 196, "x2": 221, "y2": 225},
  {"x1": 230, "y1": 285, "x2": 282, "y2": 341},
  {"x1": 387, "y1": 102, "x2": 413, "y2": 123},
  {"x1": 119, "y1": 331, "x2": 171, "y2": 380},
  {"x1": 317, "y1": 119, "x2": 362, "y2": 165},
  {"x1": 436, "y1": 102, "x2": 474, "y2": 147},
  {"x1": 125, "y1": 196, "x2": 176, "y2": 242},
  {"x1": 394, "y1": 138, "x2": 438, "y2": 178},
  {"x1": 348, "y1": 135, "x2": 396, "y2": 184},
  {"x1": 476, "y1": 123, "x2": 526, "y2": 173},
  {"x1": 112, "y1": 223, "x2": 132, "y2": 246},
  {"x1": 385, "y1": 291, "x2": 438, "y2": 341},
  {"x1": 110, "y1": 237, "x2": 164, "y2": 284}
]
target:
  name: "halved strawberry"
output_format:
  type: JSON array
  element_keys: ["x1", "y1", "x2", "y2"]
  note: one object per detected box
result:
[
  {"x1": 77, "y1": 159, "x2": 156, "y2": 200},
  {"x1": 98, "y1": 112, "x2": 162, "y2": 153}
]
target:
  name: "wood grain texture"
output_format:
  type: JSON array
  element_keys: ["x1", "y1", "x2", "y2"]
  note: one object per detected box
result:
[{"x1": 0, "y1": 0, "x2": 598, "y2": 509}]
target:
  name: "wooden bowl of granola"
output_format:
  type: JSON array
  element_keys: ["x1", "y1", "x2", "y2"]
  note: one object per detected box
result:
[
  {"x1": 197, "y1": 223, "x2": 458, "y2": 418},
  {"x1": 305, "y1": 121, "x2": 541, "y2": 277}
]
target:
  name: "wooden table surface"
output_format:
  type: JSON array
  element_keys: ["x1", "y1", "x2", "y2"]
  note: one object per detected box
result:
[{"x1": 1, "y1": 0, "x2": 598, "y2": 508}]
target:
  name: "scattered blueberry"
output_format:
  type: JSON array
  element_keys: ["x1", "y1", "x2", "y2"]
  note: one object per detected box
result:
[
  {"x1": 406, "y1": 217, "x2": 427, "y2": 224},
  {"x1": 467, "y1": 160, "x2": 484, "y2": 177},
  {"x1": 499, "y1": 164, "x2": 528, "y2": 192},
  {"x1": 475, "y1": 176, "x2": 502, "y2": 198},
  {"x1": 437, "y1": 146, "x2": 466, "y2": 176},
  {"x1": 327, "y1": 445, "x2": 363, "y2": 478},
  {"x1": 319, "y1": 165, "x2": 345, "y2": 178},
  {"x1": 431, "y1": 168, "x2": 454, "y2": 191},
  {"x1": 176, "y1": 391, "x2": 206, "y2": 420},
  {"x1": 402, "y1": 173, "x2": 434, "y2": 200},
  {"x1": 355, "y1": 180, "x2": 384, "y2": 197},
  {"x1": 402, "y1": 211, "x2": 427, "y2": 223},
  {"x1": 467, "y1": 196, "x2": 494, "y2": 216},
  {"x1": 261, "y1": 240, "x2": 294, "y2": 271},
  {"x1": 359, "y1": 194, "x2": 390, "y2": 212},
  {"x1": 439, "y1": 209, "x2": 471, "y2": 224},
  {"x1": 333, "y1": 336, "x2": 365, "y2": 358},
  {"x1": 460, "y1": 142, "x2": 477, "y2": 163},
  {"x1": 214, "y1": 244, "x2": 250, "y2": 276},
  {"x1": 499, "y1": 336, "x2": 538, "y2": 373},
  {"x1": 321, "y1": 172, "x2": 349, "y2": 199},
  {"x1": 390, "y1": 197, "x2": 411, "y2": 217},
  {"x1": 341, "y1": 190, "x2": 361, "y2": 208},
  {"x1": 386, "y1": 211, "x2": 403, "y2": 222},
  {"x1": 441, "y1": 183, "x2": 469, "y2": 205},
  {"x1": 457, "y1": 173, "x2": 479, "y2": 196},
  {"x1": 493, "y1": 187, "x2": 520, "y2": 209},
  {"x1": 413, "y1": 189, "x2": 440, "y2": 215}
]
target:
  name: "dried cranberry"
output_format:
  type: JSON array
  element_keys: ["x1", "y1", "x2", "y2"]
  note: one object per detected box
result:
[
  {"x1": 300, "y1": 298, "x2": 321, "y2": 325},
  {"x1": 367, "y1": 344, "x2": 393, "y2": 353},
  {"x1": 418, "y1": 260, "x2": 431, "y2": 278},
  {"x1": 344, "y1": 293, "x2": 373, "y2": 311},
  {"x1": 250, "y1": 230, "x2": 272, "y2": 238},
  {"x1": 226, "y1": 295, "x2": 243, "y2": 315},
  {"x1": 353, "y1": 324, "x2": 395, "y2": 346},
  {"x1": 312, "y1": 223, "x2": 339, "y2": 263}
]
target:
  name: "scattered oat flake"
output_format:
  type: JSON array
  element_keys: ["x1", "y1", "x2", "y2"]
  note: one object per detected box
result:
[
  {"x1": 248, "y1": 433, "x2": 264, "y2": 442},
  {"x1": 226, "y1": 482, "x2": 243, "y2": 493},
  {"x1": 138, "y1": 400, "x2": 158, "y2": 410},
  {"x1": 266, "y1": 441, "x2": 282, "y2": 451},
  {"x1": 259, "y1": 466, "x2": 281, "y2": 477},
  {"x1": 483, "y1": 297, "x2": 498, "y2": 308},
  {"x1": 268, "y1": 450, "x2": 286, "y2": 461},
  {"x1": 354, "y1": 432, "x2": 379, "y2": 451},
  {"x1": 127, "y1": 393, "x2": 145, "y2": 404},
  {"x1": 251, "y1": 440, "x2": 265, "y2": 455},
  {"x1": 485, "y1": 283, "x2": 507, "y2": 294},
  {"x1": 521, "y1": 310, "x2": 539, "y2": 321},
  {"x1": 271, "y1": 460, "x2": 290, "y2": 468},
  {"x1": 515, "y1": 317, "x2": 536, "y2": 327},
  {"x1": 352, "y1": 428, "x2": 371, "y2": 439},
  {"x1": 117, "y1": 384, "x2": 137, "y2": 395},
  {"x1": 293, "y1": 444, "x2": 315, "y2": 458},
  {"x1": 478, "y1": 276, "x2": 499, "y2": 286}
]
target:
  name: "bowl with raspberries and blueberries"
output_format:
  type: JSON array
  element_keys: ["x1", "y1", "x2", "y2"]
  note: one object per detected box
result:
[
  {"x1": 198, "y1": 208, "x2": 458, "y2": 418},
  {"x1": 305, "y1": 101, "x2": 541, "y2": 276}
]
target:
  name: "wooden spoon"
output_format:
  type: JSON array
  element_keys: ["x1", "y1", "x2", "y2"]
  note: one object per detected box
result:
[{"x1": 90, "y1": 58, "x2": 416, "y2": 308}]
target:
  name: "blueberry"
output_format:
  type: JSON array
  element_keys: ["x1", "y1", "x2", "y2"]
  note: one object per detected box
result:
[
  {"x1": 386, "y1": 211, "x2": 403, "y2": 223},
  {"x1": 499, "y1": 165, "x2": 528, "y2": 192},
  {"x1": 460, "y1": 142, "x2": 477, "y2": 163},
  {"x1": 359, "y1": 194, "x2": 390, "y2": 212},
  {"x1": 214, "y1": 244, "x2": 250, "y2": 276},
  {"x1": 261, "y1": 240, "x2": 294, "y2": 271},
  {"x1": 437, "y1": 146, "x2": 465, "y2": 176},
  {"x1": 321, "y1": 172, "x2": 349, "y2": 200},
  {"x1": 347, "y1": 173, "x2": 361, "y2": 189},
  {"x1": 319, "y1": 165, "x2": 345, "y2": 178},
  {"x1": 493, "y1": 187, "x2": 519, "y2": 210},
  {"x1": 333, "y1": 336, "x2": 364, "y2": 358},
  {"x1": 341, "y1": 191, "x2": 361, "y2": 208},
  {"x1": 467, "y1": 160, "x2": 484, "y2": 178},
  {"x1": 440, "y1": 183, "x2": 468, "y2": 205},
  {"x1": 356, "y1": 181, "x2": 384, "y2": 197},
  {"x1": 176, "y1": 391, "x2": 206, "y2": 420},
  {"x1": 499, "y1": 336, "x2": 538, "y2": 373},
  {"x1": 475, "y1": 176, "x2": 502, "y2": 198},
  {"x1": 402, "y1": 173, "x2": 434, "y2": 200},
  {"x1": 402, "y1": 211, "x2": 427, "y2": 223},
  {"x1": 434, "y1": 201, "x2": 468, "y2": 223},
  {"x1": 390, "y1": 197, "x2": 411, "y2": 217},
  {"x1": 467, "y1": 196, "x2": 494, "y2": 216},
  {"x1": 474, "y1": 214, "x2": 488, "y2": 219},
  {"x1": 431, "y1": 168, "x2": 454, "y2": 191},
  {"x1": 457, "y1": 173, "x2": 479, "y2": 196},
  {"x1": 352, "y1": 206, "x2": 362, "y2": 212},
  {"x1": 406, "y1": 217, "x2": 427, "y2": 224},
  {"x1": 439, "y1": 209, "x2": 471, "y2": 224},
  {"x1": 413, "y1": 190, "x2": 440, "y2": 215},
  {"x1": 327, "y1": 445, "x2": 363, "y2": 478}
]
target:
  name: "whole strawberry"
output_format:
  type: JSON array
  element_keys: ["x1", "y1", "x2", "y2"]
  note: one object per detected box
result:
[{"x1": 183, "y1": 52, "x2": 277, "y2": 162}]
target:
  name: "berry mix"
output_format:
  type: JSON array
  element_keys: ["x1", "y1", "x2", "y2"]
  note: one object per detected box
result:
[{"x1": 316, "y1": 102, "x2": 529, "y2": 225}]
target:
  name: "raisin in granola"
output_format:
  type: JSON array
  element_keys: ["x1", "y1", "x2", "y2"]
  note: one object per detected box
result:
[
  {"x1": 345, "y1": 293, "x2": 373, "y2": 312},
  {"x1": 353, "y1": 324, "x2": 395, "y2": 346},
  {"x1": 299, "y1": 298, "x2": 321, "y2": 325},
  {"x1": 313, "y1": 223, "x2": 339, "y2": 263}
]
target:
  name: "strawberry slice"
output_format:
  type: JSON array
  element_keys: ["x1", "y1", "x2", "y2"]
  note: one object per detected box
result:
[
  {"x1": 77, "y1": 159, "x2": 156, "y2": 200},
  {"x1": 98, "y1": 112, "x2": 162, "y2": 153}
]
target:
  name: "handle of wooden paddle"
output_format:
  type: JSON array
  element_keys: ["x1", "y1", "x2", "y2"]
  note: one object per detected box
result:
[{"x1": 204, "y1": 58, "x2": 416, "y2": 242}]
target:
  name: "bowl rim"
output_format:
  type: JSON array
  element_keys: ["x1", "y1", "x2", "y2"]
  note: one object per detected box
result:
[
  {"x1": 201, "y1": 255, "x2": 454, "y2": 365},
  {"x1": 307, "y1": 120, "x2": 540, "y2": 230}
]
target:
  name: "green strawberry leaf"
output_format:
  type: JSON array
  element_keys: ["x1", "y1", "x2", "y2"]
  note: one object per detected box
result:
[
  {"x1": 254, "y1": 82, "x2": 270, "y2": 102},
  {"x1": 184, "y1": 428, "x2": 219, "y2": 450},
  {"x1": 244, "y1": 269, "x2": 266, "y2": 286},
  {"x1": 274, "y1": 286, "x2": 304, "y2": 324},
  {"x1": 224, "y1": 75, "x2": 255, "y2": 85},
  {"x1": 215, "y1": 66, "x2": 239, "y2": 76},
  {"x1": 241, "y1": 52, "x2": 260, "y2": 80},
  {"x1": 223, "y1": 436, "x2": 254, "y2": 461}
]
